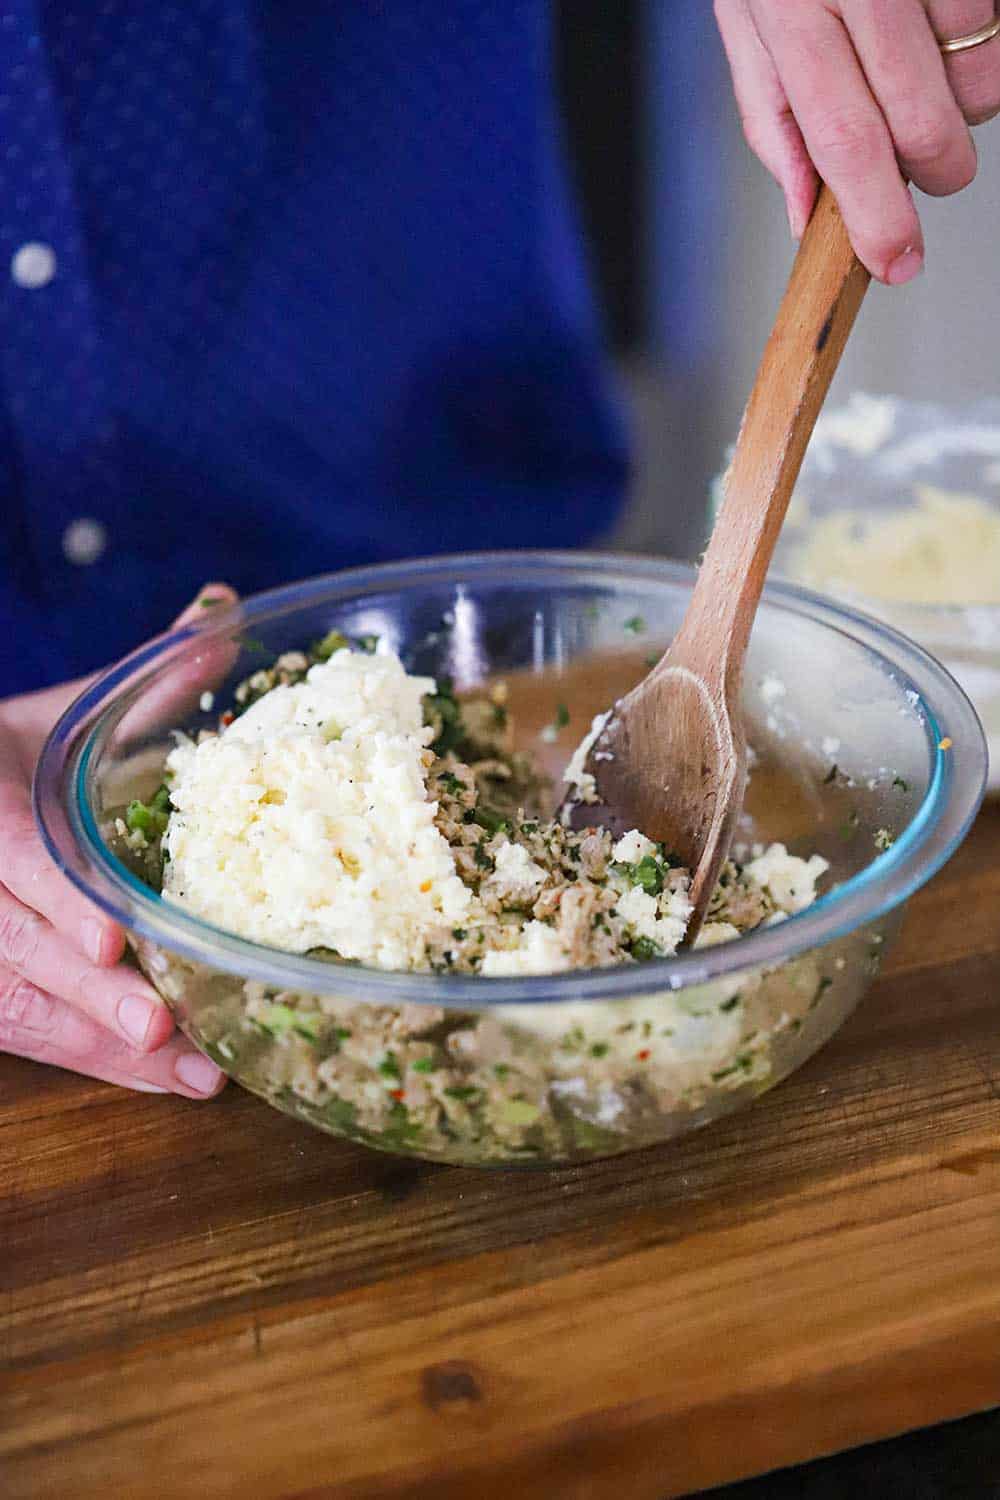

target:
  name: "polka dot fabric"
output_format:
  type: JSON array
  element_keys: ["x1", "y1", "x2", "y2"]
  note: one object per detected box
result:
[{"x1": 0, "y1": 1, "x2": 627, "y2": 692}]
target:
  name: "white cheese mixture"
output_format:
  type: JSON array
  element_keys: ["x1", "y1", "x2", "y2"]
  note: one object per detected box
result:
[{"x1": 163, "y1": 650, "x2": 472, "y2": 969}]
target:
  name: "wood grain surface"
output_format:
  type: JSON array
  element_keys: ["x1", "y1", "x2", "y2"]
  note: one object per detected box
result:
[{"x1": 2, "y1": 807, "x2": 999, "y2": 1499}]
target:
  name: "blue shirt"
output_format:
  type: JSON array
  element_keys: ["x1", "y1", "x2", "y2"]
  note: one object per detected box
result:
[{"x1": 0, "y1": 1, "x2": 628, "y2": 695}]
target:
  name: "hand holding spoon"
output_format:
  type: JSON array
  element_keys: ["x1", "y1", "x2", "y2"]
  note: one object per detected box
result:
[{"x1": 563, "y1": 186, "x2": 871, "y2": 941}]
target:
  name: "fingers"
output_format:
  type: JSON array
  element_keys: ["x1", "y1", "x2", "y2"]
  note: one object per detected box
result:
[
  {"x1": 749, "y1": 0, "x2": 924, "y2": 283},
  {"x1": 114, "y1": 582, "x2": 241, "y2": 749},
  {"x1": 0, "y1": 882, "x2": 173, "y2": 1050},
  {"x1": 0, "y1": 673, "x2": 95, "y2": 769},
  {"x1": 842, "y1": 0, "x2": 977, "y2": 197},
  {"x1": 0, "y1": 735, "x2": 124, "y2": 965},
  {"x1": 928, "y1": 0, "x2": 1000, "y2": 124},
  {"x1": 0, "y1": 967, "x2": 227, "y2": 1097},
  {"x1": 715, "y1": 0, "x2": 820, "y2": 237},
  {"x1": 0, "y1": 582, "x2": 240, "y2": 971}
]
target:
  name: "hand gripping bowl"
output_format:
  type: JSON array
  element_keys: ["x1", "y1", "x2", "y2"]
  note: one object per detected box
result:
[{"x1": 35, "y1": 555, "x2": 987, "y2": 1167}]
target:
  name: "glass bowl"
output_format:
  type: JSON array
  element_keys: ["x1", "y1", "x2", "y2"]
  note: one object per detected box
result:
[
  {"x1": 34, "y1": 554, "x2": 987, "y2": 1166},
  {"x1": 720, "y1": 395, "x2": 1000, "y2": 793}
]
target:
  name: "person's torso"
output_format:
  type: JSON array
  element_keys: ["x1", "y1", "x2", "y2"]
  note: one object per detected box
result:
[{"x1": 0, "y1": 0, "x2": 628, "y2": 692}]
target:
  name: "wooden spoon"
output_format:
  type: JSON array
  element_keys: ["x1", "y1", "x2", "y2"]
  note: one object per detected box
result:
[{"x1": 562, "y1": 185, "x2": 871, "y2": 941}]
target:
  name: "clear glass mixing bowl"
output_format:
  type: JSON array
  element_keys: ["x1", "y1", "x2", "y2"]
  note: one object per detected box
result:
[{"x1": 34, "y1": 554, "x2": 987, "y2": 1166}]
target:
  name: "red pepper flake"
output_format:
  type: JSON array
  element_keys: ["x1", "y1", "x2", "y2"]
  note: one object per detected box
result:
[
  {"x1": 636, "y1": 1049, "x2": 650, "y2": 1062},
  {"x1": 220, "y1": 711, "x2": 235, "y2": 727},
  {"x1": 389, "y1": 1089, "x2": 405, "y2": 1102}
]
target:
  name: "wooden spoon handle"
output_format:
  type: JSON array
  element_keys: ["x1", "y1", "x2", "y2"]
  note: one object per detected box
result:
[{"x1": 676, "y1": 185, "x2": 870, "y2": 691}]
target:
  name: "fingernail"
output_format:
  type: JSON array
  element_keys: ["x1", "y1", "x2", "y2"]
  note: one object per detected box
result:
[
  {"x1": 126, "y1": 1079, "x2": 171, "y2": 1094},
  {"x1": 118, "y1": 994, "x2": 155, "y2": 1047},
  {"x1": 887, "y1": 247, "x2": 924, "y2": 286},
  {"x1": 175, "y1": 1051, "x2": 225, "y2": 1096},
  {"x1": 787, "y1": 202, "x2": 806, "y2": 241},
  {"x1": 8, "y1": 982, "x2": 58, "y2": 1035},
  {"x1": 82, "y1": 916, "x2": 108, "y2": 964}
]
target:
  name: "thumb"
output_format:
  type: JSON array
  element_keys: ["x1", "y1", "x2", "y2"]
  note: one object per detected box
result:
[
  {"x1": 116, "y1": 583, "x2": 242, "y2": 746},
  {"x1": 171, "y1": 581, "x2": 239, "y2": 630}
]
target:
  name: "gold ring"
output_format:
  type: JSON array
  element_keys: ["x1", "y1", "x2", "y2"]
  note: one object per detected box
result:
[{"x1": 939, "y1": 15, "x2": 1000, "y2": 53}]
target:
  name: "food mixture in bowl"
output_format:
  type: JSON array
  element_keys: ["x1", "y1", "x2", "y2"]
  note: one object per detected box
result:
[{"x1": 108, "y1": 633, "x2": 835, "y2": 1162}]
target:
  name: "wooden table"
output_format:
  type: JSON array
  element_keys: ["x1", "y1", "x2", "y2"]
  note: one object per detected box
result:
[{"x1": 3, "y1": 807, "x2": 999, "y2": 1499}]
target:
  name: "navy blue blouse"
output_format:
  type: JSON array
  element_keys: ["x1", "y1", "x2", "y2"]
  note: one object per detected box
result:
[{"x1": 0, "y1": 1, "x2": 628, "y2": 693}]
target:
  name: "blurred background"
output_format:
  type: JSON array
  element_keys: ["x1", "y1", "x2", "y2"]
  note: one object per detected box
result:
[{"x1": 556, "y1": 0, "x2": 1000, "y2": 559}]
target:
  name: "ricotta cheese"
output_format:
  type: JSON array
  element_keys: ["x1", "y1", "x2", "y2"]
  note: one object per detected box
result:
[{"x1": 162, "y1": 649, "x2": 472, "y2": 969}]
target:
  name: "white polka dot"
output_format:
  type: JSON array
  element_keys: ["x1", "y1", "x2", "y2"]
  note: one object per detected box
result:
[
  {"x1": 62, "y1": 517, "x2": 107, "y2": 566},
  {"x1": 11, "y1": 241, "x2": 56, "y2": 288}
]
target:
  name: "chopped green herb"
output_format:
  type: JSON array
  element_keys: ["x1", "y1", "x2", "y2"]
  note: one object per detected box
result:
[
  {"x1": 839, "y1": 809, "x2": 860, "y2": 840},
  {"x1": 623, "y1": 614, "x2": 646, "y2": 635},
  {"x1": 823, "y1": 763, "x2": 839, "y2": 784},
  {"x1": 125, "y1": 799, "x2": 154, "y2": 835},
  {"x1": 253, "y1": 1003, "x2": 305, "y2": 1038},
  {"x1": 633, "y1": 855, "x2": 665, "y2": 896},
  {"x1": 473, "y1": 806, "x2": 510, "y2": 836},
  {"x1": 438, "y1": 772, "x2": 467, "y2": 795},
  {"x1": 424, "y1": 676, "x2": 465, "y2": 755},
  {"x1": 125, "y1": 785, "x2": 172, "y2": 839},
  {"x1": 615, "y1": 854, "x2": 666, "y2": 896},
  {"x1": 411, "y1": 1056, "x2": 435, "y2": 1074},
  {"x1": 719, "y1": 994, "x2": 741, "y2": 1013},
  {"x1": 629, "y1": 936, "x2": 661, "y2": 962},
  {"x1": 198, "y1": 594, "x2": 225, "y2": 608},
  {"x1": 443, "y1": 1085, "x2": 481, "y2": 1103},
  {"x1": 312, "y1": 629, "x2": 350, "y2": 661},
  {"x1": 307, "y1": 946, "x2": 342, "y2": 963},
  {"x1": 493, "y1": 1063, "x2": 510, "y2": 1080},
  {"x1": 712, "y1": 1053, "x2": 754, "y2": 1083},
  {"x1": 232, "y1": 634, "x2": 270, "y2": 656},
  {"x1": 383, "y1": 1099, "x2": 421, "y2": 1146},
  {"x1": 892, "y1": 775, "x2": 909, "y2": 792},
  {"x1": 555, "y1": 703, "x2": 570, "y2": 728},
  {"x1": 590, "y1": 1042, "x2": 609, "y2": 1058},
  {"x1": 451, "y1": 927, "x2": 468, "y2": 941},
  {"x1": 378, "y1": 1052, "x2": 402, "y2": 1081},
  {"x1": 355, "y1": 633, "x2": 379, "y2": 654}
]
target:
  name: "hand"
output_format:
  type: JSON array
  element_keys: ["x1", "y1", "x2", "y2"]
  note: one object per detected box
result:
[
  {"x1": 0, "y1": 587, "x2": 237, "y2": 1096},
  {"x1": 715, "y1": 0, "x2": 1000, "y2": 282}
]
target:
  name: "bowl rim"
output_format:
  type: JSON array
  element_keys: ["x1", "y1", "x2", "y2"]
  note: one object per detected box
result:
[{"x1": 33, "y1": 551, "x2": 989, "y2": 1008}]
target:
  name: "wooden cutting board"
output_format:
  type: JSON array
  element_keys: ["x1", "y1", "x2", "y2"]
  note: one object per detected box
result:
[{"x1": 2, "y1": 807, "x2": 999, "y2": 1500}]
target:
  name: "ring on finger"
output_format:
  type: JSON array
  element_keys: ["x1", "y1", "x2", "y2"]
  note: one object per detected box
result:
[{"x1": 938, "y1": 14, "x2": 1000, "y2": 52}]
